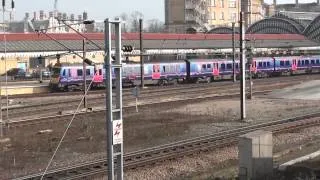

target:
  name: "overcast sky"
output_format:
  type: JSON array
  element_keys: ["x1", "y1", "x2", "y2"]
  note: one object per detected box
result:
[{"x1": 7, "y1": 0, "x2": 319, "y2": 21}]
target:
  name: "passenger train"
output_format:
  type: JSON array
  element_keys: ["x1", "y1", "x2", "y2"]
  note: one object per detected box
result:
[{"x1": 49, "y1": 55, "x2": 320, "y2": 91}]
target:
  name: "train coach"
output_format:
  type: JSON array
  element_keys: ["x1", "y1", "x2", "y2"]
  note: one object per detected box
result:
[
  {"x1": 49, "y1": 55, "x2": 320, "y2": 91},
  {"x1": 50, "y1": 61, "x2": 187, "y2": 91}
]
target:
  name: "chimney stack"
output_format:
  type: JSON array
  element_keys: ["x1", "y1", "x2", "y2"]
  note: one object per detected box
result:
[
  {"x1": 40, "y1": 10, "x2": 44, "y2": 20},
  {"x1": 70, "y1": 14, "x2": 75, "y2": 22},
  {"x1": 83, "y1": 11, "x2": 88, "y2": 20},
  {"x1": 295, "y1": 0, "x2": 299, "y2": 7},
  {"x1": 57, "y1": 12, "x2": 62, "y2": 20},
  {"x1": 33, "y1": 11, "x2": 37, "y2": 20},
  {"x1": 273, "y1": 0, "x2": 276, "y2": 6},
  {"x1": 25, "y1": 12, "x2": 29, "y2": 19},
  {"x1": 78, "y1": 15, "x2": 82, "y2": 21},
  {"x1": 62, "y1": 13, "x2": 67, "y2": 20}
]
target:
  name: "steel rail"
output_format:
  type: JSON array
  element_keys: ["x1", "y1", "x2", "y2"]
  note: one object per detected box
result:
[{"x1": 12, "y1": 112, "x2": 320, "y2": 180}]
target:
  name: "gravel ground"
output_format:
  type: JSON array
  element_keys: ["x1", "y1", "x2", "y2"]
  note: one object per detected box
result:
[
  {"x1": 117, "y1": 126, "x2": 320, "y2": 180},
  {"x1": 1, "y1": 78, "x2": 320, "y2": 179}
]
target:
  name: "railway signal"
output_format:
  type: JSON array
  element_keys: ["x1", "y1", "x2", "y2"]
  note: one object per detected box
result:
[
  {"x1": 122, "y1": 45, "x2": 133, "y2": 52},
  {"x1": 83, "y1": 58, "x2": 94, "y2": 66}
]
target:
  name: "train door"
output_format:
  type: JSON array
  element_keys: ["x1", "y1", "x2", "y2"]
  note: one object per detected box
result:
[
  {"x1": 212, "y1": 62, "x2": 219, "y2": 76},
  {"x1": 292, "y1": 59, "x2": 297, "y2": 71},
  {"x1": 250, "y1": 60, "x2": 257, "y2": 73},
  {"x1": 152, "y1": 64, "x2": 161, "y2": 79}
]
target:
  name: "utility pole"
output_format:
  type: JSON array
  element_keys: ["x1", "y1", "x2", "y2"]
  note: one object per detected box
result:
[
  {"x1": 83, "y1": 38, "x2": 87, "y2": 108},
  {"x1": 232, "y1": 22, "x2": 236, "y2": 82},
  {"x1": 139, "y1": 19, "x2": 144, "y2": 88},
  {"x1": 105, "y1": 18, "x2": 124, "y2": 180},
  {"x1": 247, "y1": 46, "x2": 253, "y2": 100},
  {"x1": 240, "y1": 11, "x2": 246, "y2": 120}
]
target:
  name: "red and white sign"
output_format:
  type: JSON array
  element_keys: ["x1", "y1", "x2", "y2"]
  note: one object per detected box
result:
[{"x1": 113, "y1": 120, "x2": 123, "y2": 145}]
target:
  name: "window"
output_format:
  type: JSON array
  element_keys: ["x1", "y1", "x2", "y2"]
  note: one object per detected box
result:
[
  {"x1": 99, "y1": 69, "x2": 102, "y2": 75},
  {"x1": 227, "y1": 64, "x2": 232, "y2": 69},
  {"x1": 311, "y1": 60, "x2": 315, "y2": 64},
  {"x1": 221, "y1": 64, "x2": 226, "y2": 70},
  {"x1": 285, "y1": 61, "x2": 290, "y2": 66},
  {"x1": 211, "y1": 0, "x2": 216, "y2": 6},
  {"x1": 267, "y1": 62, "x2": 271, "y2": 67},
  {"x1": 298, "y1": 60, "x2": 301, "y2": 65},
  {"x1": 212, "y1": 12, "x2": 216, "y2": 20},
  {"x1": 229, "y1": 0, "x2": 236, "y2": 8},
  {"x1": 302, "y1": 60, "x2": 305, "y2": 65},
  {"x1": 220, "y1": 12, "x2": 224, "y2": 20},
  {"x1": 207, "y1": 64, "x2": 211, "y2": 68},
  {"x1": 236, "y1": 63, "x2": 239, "y2": 69},
  {"x1": 62, "y1": 69, "x2": 66, "y2": 76},
  {"x1": 280, "y1": 61, "x2": 284, "y2": 66},
  {"x1": 258, "y1": 62, "x2": 262, "y2": 67},
  {"x1": 163, "y1": 66, "x2": 166, "y2": 72},
  {"x1": 86, "y1": 69, "x2": 91, "y2": 76},
  {"x1": 202, "y1": 64, "x2": 206, "y2": 69},
  {"x1": 263, "y1": 62, "x2": 267, "y2": 67},
  {"x1": 77, "y1": 69, "x2": 83, "y2": 76},
  {"x1": 230, "y1": 12, "x2": 236, "y2": 22},
  {"x1": 220, "y1": 0, "x2": 224, "y2": 7},
  {"x1": 305, "y1": 60, "x2": 309, "y2": 65},
  {"x1": 316, "y1": 60, "x2": 320, "y2": 64}
]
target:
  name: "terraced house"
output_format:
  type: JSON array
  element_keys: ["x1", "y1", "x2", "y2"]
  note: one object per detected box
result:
[{"x1": 164, "y1": 0, "x2": 266, "y2": 33}]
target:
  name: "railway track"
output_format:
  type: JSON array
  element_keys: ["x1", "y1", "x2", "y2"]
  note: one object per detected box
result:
[
  {"x1": 6, "y1": 73, "x2": 320, "y2": 100},
  {"x1": 13, "y1": 112, "x2": 320, "y2": 180},
  {"x1": 6, "y1": 90, "x2": 272, "y2": 127},
  {"x1": 2, "y1": 75, "x2": 311, "y2": 120}
]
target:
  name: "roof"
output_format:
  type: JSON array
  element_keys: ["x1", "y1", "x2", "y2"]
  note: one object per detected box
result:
[{"x1": 0, "y1": 33, "x2": 316, "y2": 53}]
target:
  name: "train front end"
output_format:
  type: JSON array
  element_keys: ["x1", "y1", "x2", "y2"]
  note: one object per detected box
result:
[{"x1": 49, "y1": 67, "x2": 62, "y2": 91}]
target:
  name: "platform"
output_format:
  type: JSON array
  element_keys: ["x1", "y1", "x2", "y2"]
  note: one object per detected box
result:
[
  {"x1": 0, "y1": 80, "x2": 50, "y2": 95},
  {"x1": 268, "y1": 80, "x2": 320, "y2": 100}
]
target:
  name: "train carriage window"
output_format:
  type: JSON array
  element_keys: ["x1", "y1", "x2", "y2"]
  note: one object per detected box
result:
[
  {"x1": 62, "y1": 69, "x2": 66, "y2": 76},
  {"x1": 302, "y1": 60, "x2": 305, "y2": 65},
  {"x1": 99, "y1": 69, "x2": 102, "y2": 75},
  {"x1": 267, "y1": 62, "x2": 271, "y2": 67},
  {"x1": 86, "y1": 69, "x2": 91, "y2": 76},
  {"x1": 285, "y1": 61, "x2": 290, "y2": 66},
  {"x1": 77, "y1": 69, "x2": 83, "y2": 76},
  {"x1": 207, "y1": 64, "x2": 211, "y2": 69},
  {"x1": 226, "y1": 64, "x2": 232, "y2": 69},
  {"x1": 317, "y1": 59, "x2": 320, "y2": 64},
  {"x1": 258, "y1": 62, "x2": 262, "y2": 67},
  {"x1": 280, "y1": 61, "x2": 284, "y2": 66},
  {"x1": 298, "y1": 60, "x2": 301, "y2": 65},
  {"x1": 202, "y1": 64, "x2": 206, "y2": 69},
  {"x1": 263, "y1": 62, "x2": 267, "y2": 67},
  {"x1": 221, "y1": 64, "x2": 226, "y2": 70},
  {"x1": 305, "y1": 60, "x2": 309, "y2": 65},
  {"x1": 163, "y1": 66, "x2": 166, "y2": 72},
  {"x1": 311, "y1": 60, "x2": 315, "y2": 64}
]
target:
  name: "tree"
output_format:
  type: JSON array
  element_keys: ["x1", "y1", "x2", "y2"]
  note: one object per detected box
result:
[
  {"x1": 147, "y1": 19, "x2": 165, "y2": 33},
  {"x1": 119, "y1": 13, "x2": 129, "y2": 33},
  {"x1": 129, "y1": 11, "x2": 144, "y2": 32}
]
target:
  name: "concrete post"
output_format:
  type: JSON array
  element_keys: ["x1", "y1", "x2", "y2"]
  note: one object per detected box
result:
[{"x1": 239, "y1": 130, "x2": 273, "y2": 180}]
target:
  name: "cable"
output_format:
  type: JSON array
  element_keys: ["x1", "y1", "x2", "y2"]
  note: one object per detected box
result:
[{"x1": 40, "y1": 76, "x2": 95, "y2": 180}]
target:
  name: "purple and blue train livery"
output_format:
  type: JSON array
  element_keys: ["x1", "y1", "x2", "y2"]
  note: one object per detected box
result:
[{"x1": 49, "y1": 55, "x2": 320, "y2": 91}]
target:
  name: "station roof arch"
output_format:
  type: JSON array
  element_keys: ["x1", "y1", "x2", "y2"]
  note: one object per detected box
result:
[
  {"x1": 207, "y1": 27, "x2": 239, "y2": 34},
  {"x1": 303, "y1": 14, "x2": 320, "y2": 43},
  {"x1": 246, "y1": 17, "x2": 303, "y2": 34}
]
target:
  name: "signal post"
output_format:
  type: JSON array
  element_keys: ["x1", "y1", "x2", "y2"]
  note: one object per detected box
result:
[{"x1": 105, "y1": 18, "x2": 124, "y2": 180}]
